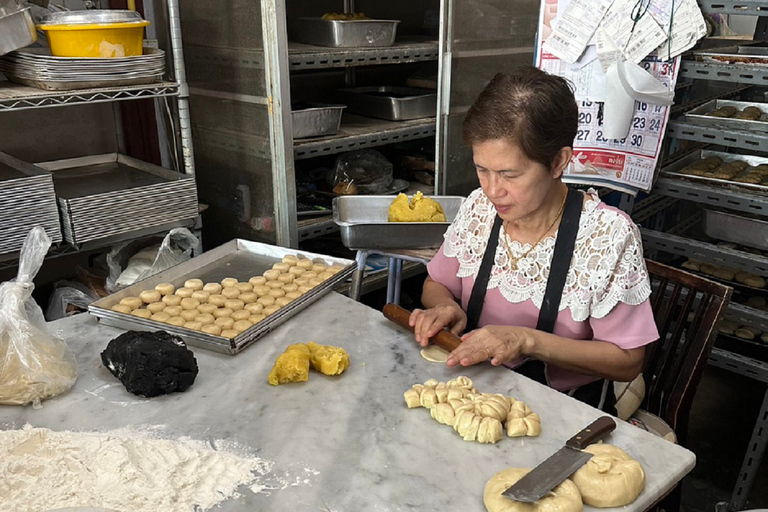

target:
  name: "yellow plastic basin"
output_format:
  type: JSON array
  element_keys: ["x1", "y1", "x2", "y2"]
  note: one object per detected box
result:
[{"x1": 37, "y1": 21, "x2": 150, "y2": 58}]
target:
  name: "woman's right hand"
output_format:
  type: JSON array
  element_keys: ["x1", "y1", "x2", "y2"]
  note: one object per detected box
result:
[{"x1": 408, "y1": 304, "x2": 467, "y2": 347}]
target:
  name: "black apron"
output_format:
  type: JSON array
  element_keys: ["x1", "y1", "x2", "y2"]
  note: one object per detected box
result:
[{"x1": 464, "y1": 188, "x2": 616, "y2": 414}]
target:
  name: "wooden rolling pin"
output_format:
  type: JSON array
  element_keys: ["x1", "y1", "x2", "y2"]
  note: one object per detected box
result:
[{"x1": 382, "y1": 303, "x2": 462, "y2": 352}]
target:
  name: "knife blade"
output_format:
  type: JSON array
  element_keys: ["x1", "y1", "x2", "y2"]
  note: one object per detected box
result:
[{"x1": 502, "y1": 415, "x2": 616, "y2": 503}]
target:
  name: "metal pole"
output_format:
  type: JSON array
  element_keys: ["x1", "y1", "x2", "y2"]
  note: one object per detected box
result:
[{"x1": 166, "y1": 0, "x2": 195, "y2": 175}]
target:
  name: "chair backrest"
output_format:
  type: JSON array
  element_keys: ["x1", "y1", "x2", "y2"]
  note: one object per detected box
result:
[{"x1": 642, "y1": 259, "x2": 732, "y2": 446}]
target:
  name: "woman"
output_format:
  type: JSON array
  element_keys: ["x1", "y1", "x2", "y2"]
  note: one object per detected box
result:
[{"x1": 408, "y1": 66, "x2": 658, "y2": 413}]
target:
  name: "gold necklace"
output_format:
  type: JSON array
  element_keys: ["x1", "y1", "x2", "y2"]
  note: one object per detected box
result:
[{"x1": 503, "y1": 191, "x2": 568, "y2": 271}]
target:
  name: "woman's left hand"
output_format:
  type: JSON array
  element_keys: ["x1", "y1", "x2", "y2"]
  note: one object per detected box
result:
[{"x1": 447, "y1": 325, "x2": 533, "y2": 368}]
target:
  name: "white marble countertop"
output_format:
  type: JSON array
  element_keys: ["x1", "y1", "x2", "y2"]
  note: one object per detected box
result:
[{"x1": 2, "y1": 292, "x2": 695, "y2": 512}]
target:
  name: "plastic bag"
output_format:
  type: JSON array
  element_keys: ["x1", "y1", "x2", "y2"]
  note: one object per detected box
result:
[
  {"x1": 0, "y1": 227, "x2": 78, "y2": 407},
  {"x1": 45, "y1": 280, "x2": 100, "y2": 321},
  {"x1": 331, "y1": 149, "x2": 393, "y2": 195},
  {"x1": 106, "y1": 228, "x2": 199, "y2": 292}
]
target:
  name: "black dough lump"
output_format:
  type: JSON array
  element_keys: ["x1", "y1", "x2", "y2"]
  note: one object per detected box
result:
[{"x1": 101, "y1": 330, "x2": 199, "y2": 397}]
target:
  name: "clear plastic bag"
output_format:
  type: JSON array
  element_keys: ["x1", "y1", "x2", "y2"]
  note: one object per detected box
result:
[
  {"x1": 331, "y1": 149, "x2": 393, "y2": 195},
  {"x1": 106, "y1": 228, "x2": 199, "y2": 293},
  {"x1": 45, "y1": 280, "x2": 100, "y2": 321},
  {"x1": 0, "y1": 227, "x2": 78, "y2": 407}
]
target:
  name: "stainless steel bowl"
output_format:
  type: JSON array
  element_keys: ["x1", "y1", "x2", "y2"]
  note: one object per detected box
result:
[
  {"x1": 38, "y1": 9, "x2": 145, "y2": 26},
  {"x1": 0, "y1": 7, "x2": 37, "y2": 56}
]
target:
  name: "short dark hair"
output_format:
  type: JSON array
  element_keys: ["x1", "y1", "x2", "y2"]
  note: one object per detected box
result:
[{"x1": 462, "y1": 66, "x2": 578, "y2": 170}]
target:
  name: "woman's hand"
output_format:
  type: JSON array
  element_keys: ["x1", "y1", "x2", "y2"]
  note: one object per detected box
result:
[
  {"x1": 447, "y1": 325, "x2": 533, "y2": 368},
  {"x1": 409, "y1": 303, "x2": 467, "y2": 346}
]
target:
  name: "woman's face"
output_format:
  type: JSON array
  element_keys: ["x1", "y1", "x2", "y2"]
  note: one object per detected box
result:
[{"x1": 473, "y1": 138, "x2": 562, "y2": 223}]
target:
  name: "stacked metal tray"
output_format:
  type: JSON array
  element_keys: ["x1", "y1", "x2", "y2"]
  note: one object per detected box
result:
[
  {"x1": 292, "y1": 102, "x2": 346, "y2": 139},
  {"x1": 659, "y1": 149, "x2": 768, "y2": 194},
  {"x1": 36, "y1": 153, "x2": 198, "y2": 246},
  {"x1": 684, "y1": 99, "x2": 768, "y2": 133},
  {"x1": 337, "y1": 86, "x2": 437, "y2": 121},
  {"x1": 289, "y1": 17, "x2": 400, "y2": 48},
  {"x1": 0, "y1": 151, "x2": 61, "y2": 255},
  {"x1": 89, "y1": 239, "x2": 356, "y2": 355},
  {"x1": 0, "y1": 47, "x2": 165, "y2": 91}
]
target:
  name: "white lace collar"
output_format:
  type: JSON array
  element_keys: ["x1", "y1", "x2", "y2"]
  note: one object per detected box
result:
[{"x1": 442, "y1": 188, "x2": 651, "y2": 321}]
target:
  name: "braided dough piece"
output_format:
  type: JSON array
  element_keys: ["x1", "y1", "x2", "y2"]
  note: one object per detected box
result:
[{"x1": 484, "y1": 467, "x2": 583, "y2": 512}]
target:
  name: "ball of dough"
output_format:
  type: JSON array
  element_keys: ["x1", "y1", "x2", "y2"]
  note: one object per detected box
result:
[
  {"x1": 278, "y1": 273, "x2": 295, "y2": 284},
  {"x1": 180, "y1": 309, "x2": 199, "y2": 321},
  {"x1": 175, "y1": 287, "x2": 194, "y2": 298},
  {"x1": 263, "y1": 305, "x2": 281, "y2": 316},
  {"x1": 249, "y1": 276, "x2": 267, "y2": 287},
  {"x1": 198, "y1": 303, "x2": 218, "y2": 315},
  {"x1": 245, "y1": 303, "x2": 263, "y2": 314},
  {"x1": 294, "y1": 278, "x2": 310, "y2": 287},
  {"x1": 282, "y1": 254, "x2": 299, "y2": 265},
  {"x1": 312, "y1": 263, "x2": 328, "y2": 273},
  {"x1": 221, "y1": 277, "x2": 238, "y2": 288},
  {"x1": 484, "y1": 467, "x2": 583, "y2": 512},
  {"x1": 213, "y1": 308, "x2": 234, "y2": 318},
  {"x1": 146, "y1": 302, "x2": 166, "y2": 314},
  {"x1": 263, "y1": 269, "x2": 281, "y2": 281},
  {"x1": 309, "y1": 278, "x2": 324, "y2": 287},
  {"x1": 745, "y1": 276, "x2": 766, "y2": 288},
  {"x1": 302, "y1": 271, "x2": 318, "y2": 280},
  {"x1": 282, "y1": 283, "x2": 298, "y2": 293},
  {"x1": 180, "y1": 297, "x2": 200, "y2": 310},
  {"x1": 151, "y1": 312, "x2": 171, "y2": 323},
  {"x1": 195, "y1": 313, "x2": 216, "y2": 325},
  {"x1": 202, "y1": 324, "x2": 222, "y2": 336},
  {"x1": 167, "y1": 316, "x2": 185, "y2": 326},
  {"x1": 714, "y1": 269, "x2": 736, "y2": 281},
  {"x1": 203, "y1": 282, "x2": 222, "y2": 294},
  {"x1": 296, "y1": 258, "x2": 313, "y2": 269},
  {"x1": 120, "y1": 297, "x2": 143, "y2": 310},
  {"x1": 735, "y1": 328, "x2": 755, "y2": 340},
  {"x1": 253, "y1": 285, "x2": 271, "y2": 297},
  {"x1": 162, "y1": 294, "x2": 183, "y2": 306},
  {"x1": 272, "y1": 262, "x2": 291, "y2": 273},
  {"x1": 222, "y1": 287, "x2": 241, "y2": 299},
  {"x1": 131, "y1": 309, "x2": 152, "y2": 319},
  {"x1": 161, "y1": 305, "x2": 181, "y2": 317},
  {"x1": 249, "y1": 314, "x2": 266, "y2": 324},
  {"x1": 233, "y1": 320, "x2": 253, "y2": 332},
  {"x1": 208, "y1": 294, "x2": 227, "y2": 307},
  {"x1": 215, "y1": 317, "x2": 235, "y2": 329},
  {"x1": 257, "y1": 296, "x2": 276, "y2": 306},
  {"x1": 235, "y1": 282, "x2": 253, "y2": 293},
  {"x1": 239, "y1": 292, "x2": 258, "y2": 304},
  {"x1": 288, "y1": 266, "x2": 305, "y2": 277},
  {"x1": 269, "y1": 288, "x2": 286, "y2": 298},
  {"x1": 232, "y1": 309, "x2": 251, "y2": 321},
  {"x1": 318, "y1": 271, "x2": 334, "y2": 281},
  {"x1": 328, "y1": 265, "x2": 344, "y2": 274},
  {"x1": 111, "y1": 304, "x2": 133, "y2": 314},
  {"x1": 298, "y1": 285, "x2": 313, "y2": 294},
  {"x1": 154, "y1": 283, "x2": 175, "y2": 296},
  {"x1": 220, "y1": 329, "x2": 239, "y2": 339},
  {"x1": 286, "y1": 291, "x2": 302, "y2": 300},
  {"x1": 224, "y1": 299, "x2": 245, "y2": 311},
  {"x1": 184, "y1": 321, "x2": 204, "y2": 331},
  {"x1": 191, "y1": 290, "x2": 210, "y2": 303},
  {"x1": 265, "y1": 280, "x2": 283, "y2": 290},
  {"x1": 184, "y1": 278, "x2": 204, "y2": 291},
  {"x1": 275, "y1": 297, "x2": 292, "y2": 307},
  {"x1": 571, "y1": 444, "x2": 645, "y2": 508}
]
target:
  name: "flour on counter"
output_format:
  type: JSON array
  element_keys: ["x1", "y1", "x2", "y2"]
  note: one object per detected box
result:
[{"x1": 0, "y1": 425, "x2": 277, "y2": 512}]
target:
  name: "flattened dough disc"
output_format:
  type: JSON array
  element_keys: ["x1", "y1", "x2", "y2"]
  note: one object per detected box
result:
[{"x1": 420, "y1": 345, "x2": 450, "y2": 363}]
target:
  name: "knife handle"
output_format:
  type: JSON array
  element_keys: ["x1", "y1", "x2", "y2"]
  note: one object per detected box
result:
[
  {"x1": 382, "y1": 303, "x2": 462, "y2": 352},
  {"x1": 565, "y1": 416, "x2": 616, "y2": 449}
]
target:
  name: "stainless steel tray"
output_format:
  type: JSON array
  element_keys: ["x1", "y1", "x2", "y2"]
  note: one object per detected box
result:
[
  {"x1": 659, "y1": 149, "x2": 768, "y2": 194},
  {"x1": 292, "y1": 102, "x2": 346, "y2": 139},
  {"x1": 0, "y1": 8, "x2": 36, "y2": 56},
  {"x1": 693, "y1": 44, "x2": 768, "y2": 66},
  {"x1": 89, "y1": 239, "x2": 356, "y2": 355},
  {"x1": 703, "y1": 209, "x2": 768, "y2": 251},
  {"x1": 685, "y1": 99, "x2": 768, "y2": 133},
  {"x1": 4, "y1": 74, "x2": 161, "y2": 91},
  {"x1": 289, "y1": 17, "x2": 399, "y2": 48},
  {"x1": 333, "y1": 195, "x2": 465, "y2": 249},
  {"x1": 337, "y1": 86, "x2": 436, "y2": 121}
]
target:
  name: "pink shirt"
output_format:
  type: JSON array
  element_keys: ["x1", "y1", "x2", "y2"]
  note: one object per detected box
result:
[{"x1": 427, "y1": 189, "x2": 659, "y2": 391}]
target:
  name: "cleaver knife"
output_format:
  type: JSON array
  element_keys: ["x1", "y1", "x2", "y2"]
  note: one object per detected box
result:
[{"x1": 502, "y1": 415, "x2": 616, "y2": 502}]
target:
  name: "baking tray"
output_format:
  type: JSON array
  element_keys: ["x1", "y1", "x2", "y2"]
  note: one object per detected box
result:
[
  {"x1": 333, "y1": 195, "x2": 465, "y2": 250},
  {"x1": 685, "y1": 99, "x2": 768, "y2": 133},
  {"x1": 3, "y1": 74, "x2": 161, "y2": 91},
  {"x1": 289, "y1": 17, "x2": 399, "y2": 48},
  {"x1": 0, "y1": 7, "x2": 36, "y2": 56},
  {"x1": 337, "y1": 86, "x2": 437, "y2": 121},
  {"x1": 292, "y1": 102, "x2": 346, "y2": 139},
  {"x1": 89, "y1": 239, "x2": 356, "y2": 355},
  {"x1": 659, "y1": 149, "x2": 768, "y2": 194},
  {"x1": 693, "y1": 44, "x2": 768, "y2": 66},
  {"x1": 703, "y1": 209, "x2": 768, "y2": 251},
  {"x1": 716, "y1": 333, "x2": 768, "y2": 362}
]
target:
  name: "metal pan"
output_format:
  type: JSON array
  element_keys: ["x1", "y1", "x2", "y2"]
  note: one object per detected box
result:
[
  {"x1": 292, "y1": 102, "x2": 346, "y2": 139},
  {"x1": 659, "y1": 149, "x2": 768, "y2": 194},
  {"x1": 289, "y1": 17, "x2": 400, "y2": 48},
  {"x1": 337, "y1": 86, "x2": 436, "y2": 121},
  {"x1": 685, "y1": 99, "x2": 768, "y2": 133},
  {"x1": 703, "y1": 209, "x2": 768, "y2": 251},
  {"x1": 693, "y1": 44, "x2": 768, "y2": 66}
]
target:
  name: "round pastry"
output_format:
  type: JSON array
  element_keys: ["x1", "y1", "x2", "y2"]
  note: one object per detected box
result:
[
  {"x1": 180, "y1": 297, "x2": 200, "y2": 310},
  {"x1": 294, "y1": 278, "x2": 310, "y2": 287},
  {"x1": 263, "y1": 305, "x2": 281, "y2": 316},
  {"x1": 111, "y1": 304, "x2": 133, "y2": 314},
  {"x1": 215, "y1": 316, "x2": 235, "y2": 329},
  {"x1": 195, "y1": 313, "x2": 216, "y2": 325},
  {"x1": 231, "y1": 309, "x2": 251, "y2": 321},
  {"x1": 719, "y1": 319, "x2": 739, "y2": 335},
  {"x1": 699, "y1": 263, "x2": 718, "y2": 276},
  {"x1": 235, "y1": 282, "x2": 253, "y2": 293},
  {"x1": 302, "y1": 271, "x2": 318, "y2": 280},
  {"x1": 201, "y1": 324, "x2": 222, "y2": 336},
  {"x1": 146, "y1": 302, "x2": 166, "y2": 314},
  {"x1": 309, "y1": 278, "x2": 324, "y2": 287},
  {"x1": 328, "y1": 265, "x2": 344, "y2": 274},
  {"x1": 282, "y1": 254, "x2": 299, "y2": 265},
  {"x1": 747, "y1": 296, "x2": 767, "y2": 308},
  {"x1": 263, "y1": 269, "x2": 281, "y2": 281},
  {"x1": 175, "y1": 287, "x2": 194, "y2": 298},
  {"x1": 213, "y1": 308, "x2": 234, "y2": 318},
  {"x1": 278, "y1": 273, "x2": 295, "y2": 284},
  {"x1": 222, "y1": 287, "x2": 241, "y2": 299},
  {"x1": 318, "y1": 271, "x2": 334, "y2": 281},
  {"x1": 311, "y1": 263, "x2": 327, "y2": 273},
  {"x1": 198, "y1": 303, "x2": 218, "y2": 315},
  {"x1": 232, "y1": 320, "x2": 253, "y2": 332},
  {"x1": 714, "y1": 269, "x2": 736, "y2": 281},
  {"x1": 130, "y1": 309, "x2": 152, "y2": 319},
  {"x1": 571, "y1": 444, "x2": 645, "y2": 508},
  {"x1": 184, "y1": 321, "x2": 203, "y2": 331},
  {"x1": 249, "y1": 314, "x2": 266, "y2": 324},
  {"x1": 680, "y1": 260, "x2": 700, "y2": 272},
  {"x1": 154, "y1": 283, "x2": 175, "y2": 296},
  {"x1": 298, "y1": 285, "x2": 313, "y2": 294},
  {"x1": 150, "y1": 312, "x2": 171, "y2": 323},
  {"x1": 245, "y1": 303, "x2": 263, "y2": 314},
  {"x1": 221, "y1": 277, "x2": 239, "y2": 288},
  {"x1": 253, "y1": 285, "x2": 271, "y2": 297},
  {"x1": 224, "y1": 299, "x2": 245, "y2": 311},
  {"x1": 282, "y1": 283, "x2": 298, "y2": 293},
  {"x1": 288, "y1": 266, "x2": 305, "y2": 277},
  {"x1": 268, "y1": 288, "x2": 286, "y2": 298},
  {"x1": 164, "y1": 305, "x2": 183, "y2": 317},
  {"x1": 296, "y1": 258, "x2": 313, "y2": 269},
  {"x1": 239, "y1": 292, "x2": 258, "y2": 304},
  {"x1": 184, "y1": 278, "x2": 204, "y2": 291},
  {"x1": 266, "y1": 280, "x2": 284, "y2": 289},
  {"x1": 744, "y1": 276, "x2": 767, "y2": 288},
  {"x1": 191, "y1": 290, "x2": 210, "y2": 303},
  {"x1": 220, "y1": 329, "x2": 239, "y2": 339},
  {"x1": 203, "y1": 282, "x2": 222, "y2": 294},
  {"x1": 735, "y1": 328, "x2": 756, "y2": 340},
  {"x1": 167, "y1": 316, "x2": 185, "y2": 326},
  {"x1": 120, "y1": 297, "x2": 143, "y2": 310},
  {"x1": 248, "y1": 276, "x2": 267, "y2": 287},
  {"x1": 162, "y1": 294, "x2": 183, "y2": 306},
  {"x1": 484, "y1": 467, "x2": 582, "y2": 512},
  {"x1": 272, "y1": 262, "x2": 291, "y2": 273},
  {"x1": 208, "y1": 294, "x2": 227, "y2": 307},
  {"x1": 275, "y1": 297, "x2": 292, "y2": 307},
  {"x1": 744, "y1": 326, "x2": 762, "y2": 336},
  {"x1": 761, "y1": 333, "x2": 768, "y2": 344},
  {"x1": 286, "y1": 291, "x2": 302, "y2": 300},
  {"x1": 257, "y1": 296, "x2": 276, "y2": 306},
  {"x1": 180, "y1": 309, "x2": 199, "y2": 321}
]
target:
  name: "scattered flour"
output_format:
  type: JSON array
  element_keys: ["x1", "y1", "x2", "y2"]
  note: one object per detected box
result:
[{"x1": 0, "y1": 424, "x2": 278, "y2": 512}]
